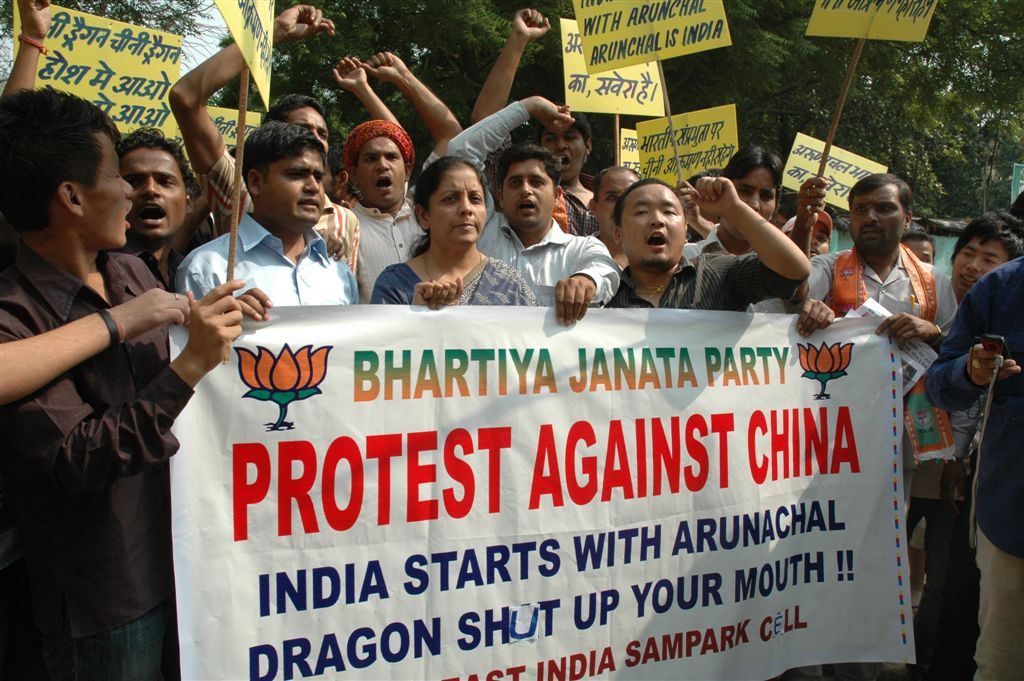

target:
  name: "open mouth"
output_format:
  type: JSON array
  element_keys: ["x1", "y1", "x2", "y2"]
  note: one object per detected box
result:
[
  {"x1": 559, "y1": 154, "x2": 571, "y2": 168},
  {"x1": 518, "y1": 199, "x2": 537, "y2": 212},
  {"x1": 647, "y1": 231, "x2": 668, "y2": 246},
  {"x1": 137, "y1": 204, "x2": 166, "y2": 221},
  {"x1": 376, "y1": 176, "x2": 393, "y2": 189}
]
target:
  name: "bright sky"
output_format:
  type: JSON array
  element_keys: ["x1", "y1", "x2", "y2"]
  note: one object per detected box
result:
[{"x1": 179, "y1": 3, "x2": 229, "y2": 74}]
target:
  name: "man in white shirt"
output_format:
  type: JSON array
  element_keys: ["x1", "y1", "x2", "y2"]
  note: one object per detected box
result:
[{"x1": 477, "y1": 144, "x2": 619, "y2": 324}]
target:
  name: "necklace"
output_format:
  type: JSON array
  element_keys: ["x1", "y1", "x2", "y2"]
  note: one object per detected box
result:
[
  {"x1": 635, "y1": 265, "x2": 678, "y2": 295},
  {"x1": 636, "y1": 282, "x2": 668, "y2": 295}
]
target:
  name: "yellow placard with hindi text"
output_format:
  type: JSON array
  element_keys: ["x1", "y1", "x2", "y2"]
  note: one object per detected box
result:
[
  {"x1": 207, "y1": 106, "x2": 263, "y2": 147},
  {"x1": 561, "y1": 19, "x2": 663, "y2": 116},
  {"x1": 806, "y1": 0, "x2": 938, "y2": 42},
  {"x1": 636, "y1": 104, "x2": 737, "y2": 183},
  {"x1": 572, "y1": 0, "x2": 731, "y2": 74},
  {"x1": 619, "y1": 128, "x2": 641, "y2": 173},
  {"x1": 783, "y1": 133, "x2": 888, "y2": 209},
  {"x1": 214, "y1": 0, "x2": 274, "y2": 108},
  {"x1": 13, "y1": 4, "x2": 181, "y2": 137}
]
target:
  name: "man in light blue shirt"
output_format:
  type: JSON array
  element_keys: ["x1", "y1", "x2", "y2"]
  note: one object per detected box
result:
[{"x1": 176, "y1": 122, "x2": 358, "y2": 314}]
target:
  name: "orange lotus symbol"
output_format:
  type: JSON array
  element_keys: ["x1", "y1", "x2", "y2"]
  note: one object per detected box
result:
[
  {"x1": 236, "y1": 344, "x2": 332, "y2": 431},
  {"x1": 798, "y1": 342, "x2": 854, "y2": 400}
]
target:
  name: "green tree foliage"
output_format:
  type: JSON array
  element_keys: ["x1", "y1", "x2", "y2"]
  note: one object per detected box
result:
[{"x1": 3, "y1": 0, "x2": 1022, "y2": 216}]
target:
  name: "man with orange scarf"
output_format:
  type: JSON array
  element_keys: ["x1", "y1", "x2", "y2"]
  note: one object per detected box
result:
[{"x1": 787, "y1": 173, "x2": 956, "y2": 681}]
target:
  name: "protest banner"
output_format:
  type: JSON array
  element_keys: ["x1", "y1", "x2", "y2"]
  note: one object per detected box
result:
[
  {"x1": 572, "y1": 0, "x2": 731, "y2": 74},
  {"x1": 214, "y1": 0, "x2": 274, "y2": 109},
  {"x1": 13, "y1": 4, "x2": 181, "y2": 137},
  {"x1": 171, "y1": 306, "x2": 914, "y2": 680},
  {"x1": 807, "y1": 0, "x2": 939, "y2": 42},
  {"x1": 636, "y1": 103, "x2": 737, "y2": 184},
  {"x1": 784, "y1": 133, "x2": 888, "y2": 209},
  {"x1": 1012, "y1": 163, "x2": 1024, "y2": 203},
  {"x1": 620, "y1": 127, "x2": 641, "y2": 174},
  {"x1": 560, "y1": 18, "x2": 664, "y2": 117}
]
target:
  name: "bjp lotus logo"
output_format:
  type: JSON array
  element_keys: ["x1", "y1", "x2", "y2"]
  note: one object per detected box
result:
[
  {"x1": 236, "y1": 344, "x2": 332, "y2": 431},
  {"x1": 797, "y1": 342, "x2": 854, "y2": 400}
]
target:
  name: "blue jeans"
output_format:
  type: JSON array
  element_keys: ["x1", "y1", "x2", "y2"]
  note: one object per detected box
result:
[{"x1": 42, "y1": 600, "x2": 168, "y2": 681}]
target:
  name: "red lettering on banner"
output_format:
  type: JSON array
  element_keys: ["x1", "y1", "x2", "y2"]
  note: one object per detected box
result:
[
  {"x1": 747, "y1": 407, "x2": 861, "y2": 483},
  {"x1": 278, "y1": 441, "x2": 320, "y2": 536},
  {"x1": 233, "y1": 443, "x2": 271, "y2": 541},
  {"x1": 230, "y1": 427, "x2": 513, "y2": 541},
  {"x1": 528, "y1": 416, "x2": 736, "y2": 510}
]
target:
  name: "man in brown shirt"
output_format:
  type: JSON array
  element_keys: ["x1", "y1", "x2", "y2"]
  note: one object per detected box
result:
[{"x1": 0, "y1": 87, "x2": 243, "y2": 679}]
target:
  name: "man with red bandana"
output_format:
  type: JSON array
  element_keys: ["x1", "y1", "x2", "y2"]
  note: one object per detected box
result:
[{"x1": 342, "y1": 119, "x2": 423, "y2": 302}]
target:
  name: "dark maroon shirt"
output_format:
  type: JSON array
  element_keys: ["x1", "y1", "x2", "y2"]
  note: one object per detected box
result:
[{"x1": 0, "y1": 243, "x2": 193, "y2": 636}]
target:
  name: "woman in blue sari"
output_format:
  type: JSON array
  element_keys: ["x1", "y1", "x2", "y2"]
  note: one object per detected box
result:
[{"x1": 371, "y1": 157, "x2": 537, "y2": 307}]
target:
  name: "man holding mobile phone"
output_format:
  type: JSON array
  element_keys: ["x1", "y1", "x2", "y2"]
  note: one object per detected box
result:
[{"x1": 926, "y1": 256, "x2": 1023, "y2": 680}]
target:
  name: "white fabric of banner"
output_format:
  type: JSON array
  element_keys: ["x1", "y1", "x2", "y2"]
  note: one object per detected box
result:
[{"x1": 170, "y1": 306, "x2": 913, "y2": 680}]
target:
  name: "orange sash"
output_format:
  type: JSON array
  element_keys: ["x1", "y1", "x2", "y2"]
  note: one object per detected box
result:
[{"x1": 830, "y1": 245, "x2": 955, "y2": 461}]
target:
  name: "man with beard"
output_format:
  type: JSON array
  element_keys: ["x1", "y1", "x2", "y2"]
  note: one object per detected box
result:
[
  {"x1": 789, "y1": 173, "x2": 956, "y2": 681},
  {"x1": 606, "y1": 178, "x2": 808, "y2": 309}
]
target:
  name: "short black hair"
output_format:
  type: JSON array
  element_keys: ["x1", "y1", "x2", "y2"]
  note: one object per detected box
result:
[
  {"x1": 266, "y1": 94, "x2": 327, "y2": 126},
  {"x1": 242, "y1": 121, "x2": 326, "y2": 183},
  {"x1": 0, "y1": 88, "x2": 120, "y2": 233},
  {"x1": 117, "y1": 127, "x2": 200, "y2": 199},
  {"x1": 592, "y1": 166, "x2": 640, "y2": 198},
  {"x1": 687, "y1": 168, "x2": 721, "y2": 185},
  {"x1": 327, "y1": 145, "x2": 344, "y2": 177},
  {"x1": 536, "y1": 110, "x2": 592, "y2": 143},
  {"x1": 1011, "y1": 190, "x2": 1024, "y2": 220},
  {"x1": 901, "y1": 229, "x2": 935, "y2": 248},
  {"x1": 722, "y1": 145, "x2": 783, "y2": 191},
  {"x1": 410, "y1": 156, "x2": 486, "y2": 257},
  {"x1": 613, "y1": 178, "x2": 676, "y2": 227},
  {"x1": 849, "y1": 173, "x2": 913, "y2": 213},
  {"x1": 497, "y1": 143, "x2": 560, "y2": 186},
  {"x1": 951, "y1": 211, "x2": 1024, "y2": 262}
]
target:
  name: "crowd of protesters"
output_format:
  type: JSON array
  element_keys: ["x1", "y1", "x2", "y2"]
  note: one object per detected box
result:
[{"x1": 1, "y1": 2, "x2": 1022, "y2": 679}]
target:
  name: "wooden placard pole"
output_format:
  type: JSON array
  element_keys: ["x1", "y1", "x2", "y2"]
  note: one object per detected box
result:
[
  {"x1": 614, "y1": 113, "x2": 621, "y2": 166},
  {"x1": 656, "y1": 61, "x2": 683, "y2": 186},
  {"x1": 226, "y1": 66, "x2": 250, "y2": 282},
  {"x1": 817, "y1": 37, "x2": 866, "y2": 178}
]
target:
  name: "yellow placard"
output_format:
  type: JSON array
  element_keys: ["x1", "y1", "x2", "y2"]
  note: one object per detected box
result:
[
  {"x1": 619, "y1": 128, "x2": 641, "y2": 173},
  {"x1": 572, "y1": 0, "x2": 731, "y2": 74},
  {"x1": 207, "y1": 106, "x2": 263, "y2": 147},
  {"x1": 783, "y1": 133, "x2": 888, "y2": 209},
  {"x1": 13, "y1": 5, "x2": 181, "y2": 136},
  {"x1": 636, "y1": 104, "x2": 738, "y2": 183},
  {"x1": 806, "y1": 0, "x2": 938, "y2": 42},
  {"x1": 214, "y1": 0, "x2": 274, "y2": 108},
  {"x1": 561, "y1": 19, "x2": 664, "y2": 116}
]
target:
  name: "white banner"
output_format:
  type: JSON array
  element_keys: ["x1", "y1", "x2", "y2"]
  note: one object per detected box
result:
[{"x1": 171, "y1": 307, "x2": 913, "y2": 680}]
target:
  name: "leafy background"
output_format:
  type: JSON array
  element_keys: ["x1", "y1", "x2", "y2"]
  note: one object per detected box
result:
[{"x1": 3, "y1": 0, "x2": 1022, "y2": 217}]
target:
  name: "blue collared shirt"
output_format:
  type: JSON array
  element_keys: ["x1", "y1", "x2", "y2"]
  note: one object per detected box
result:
[
  {"x1": 175, "y1": 213, "x2": 358, "y2": 305},
  {"x1": 926, "y1": 256, "x2": 1024, "y2": 557}
]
